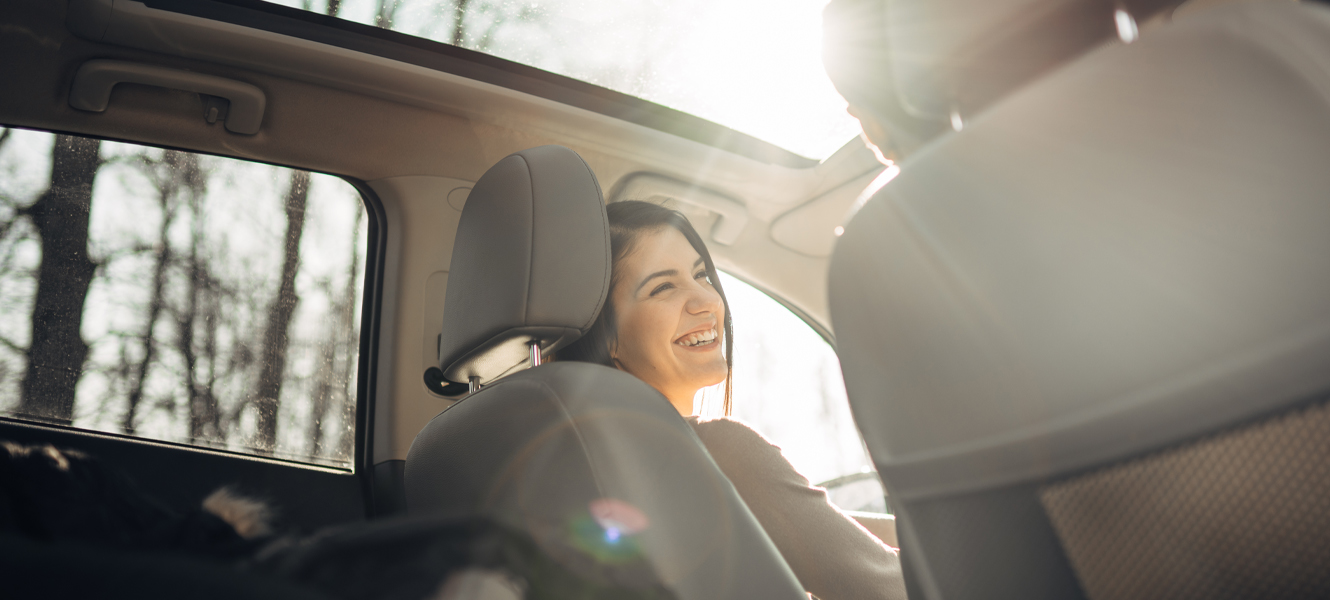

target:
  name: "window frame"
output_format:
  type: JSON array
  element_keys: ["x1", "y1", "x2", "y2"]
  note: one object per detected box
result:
[{"x1": 0, "y1": 124, "x2": 387, "y2": 476}]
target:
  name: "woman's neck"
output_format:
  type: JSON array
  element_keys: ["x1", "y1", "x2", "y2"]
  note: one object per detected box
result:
[{"x1": 667, "y1": 393, "x2": 695, "y2": 417}]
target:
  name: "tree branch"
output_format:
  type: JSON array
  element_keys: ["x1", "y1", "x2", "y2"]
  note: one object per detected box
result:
[{"x1": 0, "y1": 333, "x2": 27, "y2": 354}]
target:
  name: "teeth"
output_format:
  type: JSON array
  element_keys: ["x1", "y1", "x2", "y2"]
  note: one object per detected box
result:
[{"x1": 677, "y1": 328, "x2": 717, "y2": 347}]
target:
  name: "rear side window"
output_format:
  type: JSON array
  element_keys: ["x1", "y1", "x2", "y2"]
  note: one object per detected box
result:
[
  {"x1": 707, "y1": 273, "x2": 887, "y2": 513},
  {"x1": 0, "y1": 128, "x2": 367, "y2": 469}
]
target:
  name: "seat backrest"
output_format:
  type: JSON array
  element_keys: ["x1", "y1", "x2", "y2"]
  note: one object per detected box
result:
[
  {"x1": 407, "y1": 146, "x2": 805, "y2": 600},
  {"x1": 829, "y1": 3, "x2": 1330, "y2": 600}
]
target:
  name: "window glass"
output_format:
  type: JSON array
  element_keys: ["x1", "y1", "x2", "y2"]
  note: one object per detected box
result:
[
  {"x1": 0, "y1": 128, "x2": 367, "y2": 469},
  {"x1": 702, "y1": 272, "x2": 887, "y2": 513},
  {"x1": 262, "y1": 0, "x2": 860, "y2": 160}
]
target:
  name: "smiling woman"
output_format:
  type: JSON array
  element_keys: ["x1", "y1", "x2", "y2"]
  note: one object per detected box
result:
[
  {"x1": 602, "y1": 226, "x2": 729, "y2": 415},
  {"x1": 558, "y1": 201, "x2": 906, "y2": 600},
  {"x1": 559, "y1": 200, "x2": 735, "y2": 416},
  {"x1": 260, "y1": 0, "x2": 861, "y2": 159}
]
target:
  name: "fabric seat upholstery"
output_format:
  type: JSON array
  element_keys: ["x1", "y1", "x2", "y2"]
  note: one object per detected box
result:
[
  {"x1": 829, "y1": 4, "x2": 1330, "y2": 599},
  {"x1": 407, "y1": 145, "x2": 805, "y2": 600}
]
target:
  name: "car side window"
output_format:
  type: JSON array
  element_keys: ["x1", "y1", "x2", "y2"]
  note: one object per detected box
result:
[
  {"x1": 0, "y1": 128, "x2": 367, "y2": 469},
  {"x1": 709, "y1": 272, "x2": 888, "y2": 513}
]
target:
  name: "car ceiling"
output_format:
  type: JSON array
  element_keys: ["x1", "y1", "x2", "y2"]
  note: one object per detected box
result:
[
  {"x1": 1, "y1": 0, "x2": 883, "y2": 313},
  {"x1": 2, "y1": 0, "x2": 1285, "y2": 464},
  {"x1": 1, "y1": 0, "x2": 890, "y2": 462}
]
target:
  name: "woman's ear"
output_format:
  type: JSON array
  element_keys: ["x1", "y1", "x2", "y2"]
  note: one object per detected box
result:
[{"x1": 609, "y1": 340, "x2": 625, "y2": 371}]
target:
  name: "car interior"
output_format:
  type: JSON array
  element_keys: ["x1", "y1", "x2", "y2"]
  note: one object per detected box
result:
[{"x1": 2, "y1": 0, "x2": 1329, "y2": 598}]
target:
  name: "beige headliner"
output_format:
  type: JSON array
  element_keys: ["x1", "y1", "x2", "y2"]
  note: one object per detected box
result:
[{"x1": 0, "y1": 0, "x2": 877, "y2": 461}]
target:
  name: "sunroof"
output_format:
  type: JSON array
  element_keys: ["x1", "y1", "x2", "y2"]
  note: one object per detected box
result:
[{"x1": 261, "y1": 0, "x2": 861, "y2": 160}]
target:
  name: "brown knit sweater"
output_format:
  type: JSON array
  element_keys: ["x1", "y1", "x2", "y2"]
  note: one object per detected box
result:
[{"x1": 687, "y1": 416, "x2": 908, "y2": 600}]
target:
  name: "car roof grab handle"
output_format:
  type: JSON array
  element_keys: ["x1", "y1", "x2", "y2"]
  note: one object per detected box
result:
[
  {"x1": 613, "y1": 173, "x2": 748, "y2": 245},
  {"x1": 69, "y1": 59, "x2": 266, "y2": 135}
]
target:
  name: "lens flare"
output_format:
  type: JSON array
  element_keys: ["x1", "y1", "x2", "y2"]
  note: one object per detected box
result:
[
  {"x1": 561, "y1": 498, "x2": 652, "y2": 563},
  {"x1": 590, "y1": 497, "x2": 649, "y2": 535}
]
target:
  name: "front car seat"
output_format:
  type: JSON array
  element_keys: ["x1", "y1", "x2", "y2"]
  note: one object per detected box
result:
[
  {"x1": 830, "y1": 3, "x2": 1330, "y2": 600},
  {"x1": 405, "y1": 145, "x2": 805, "y2": 600}
]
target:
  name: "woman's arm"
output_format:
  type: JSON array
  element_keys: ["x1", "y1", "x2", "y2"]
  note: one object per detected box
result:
[
  {"x1": 689, "y1": 417, "x2": 907, "y2": 600},
  {"x1": 844, "y1": 511, "x2": 898, "y2": 548}
]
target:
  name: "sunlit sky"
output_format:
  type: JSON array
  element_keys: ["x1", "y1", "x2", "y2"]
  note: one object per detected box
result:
[{"x1": 272, "y1": 0, "x2": 861, "y2": 159}]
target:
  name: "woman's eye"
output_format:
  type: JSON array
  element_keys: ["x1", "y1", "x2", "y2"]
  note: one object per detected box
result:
[
  {"x1": 650, "y1": 282, "x2": 674, "y2": 296},
  {"x1": 695, "y1": 271, "x2": 711, "y2": 284}
]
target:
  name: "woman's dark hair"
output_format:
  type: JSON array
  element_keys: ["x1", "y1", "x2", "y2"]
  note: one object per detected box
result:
[{"x1": 559, "y1": 201, "x2": 734, "y2": 416}]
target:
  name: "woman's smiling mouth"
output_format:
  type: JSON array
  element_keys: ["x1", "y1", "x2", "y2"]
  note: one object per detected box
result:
[{"x1": 675, "y1": 327, "x2": 718, "y2": 348}]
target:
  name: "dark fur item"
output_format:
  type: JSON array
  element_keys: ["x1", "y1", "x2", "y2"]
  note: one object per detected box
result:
[
  {"x1": 251, "y1": 516, "x2": 676, "y2": 600},
  {"x1": 0, "y1": 441, "x2": 257, "y2": 558},
  {"x1": 203, "y1": 485, "x2": 274, "y2": 539},
  {"x1": 0, "y1": 441, "x2": 675, "y2": 600}
]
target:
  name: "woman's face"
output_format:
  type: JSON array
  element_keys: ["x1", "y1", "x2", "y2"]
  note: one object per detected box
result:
[{"x1": 610, "y1": 226, "x2": 727, "y2": 415}]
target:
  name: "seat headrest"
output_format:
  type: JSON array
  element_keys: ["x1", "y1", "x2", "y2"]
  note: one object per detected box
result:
[
  {"x1": 437, "y1": 145, "x2": 610, "y2": 385},
  {"x1": 822, "y1": 0, "x2": 1185, "y2": 157}
]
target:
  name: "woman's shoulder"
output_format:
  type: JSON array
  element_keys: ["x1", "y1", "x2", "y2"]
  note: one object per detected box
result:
[
  {"x1": 687, "y1": 416, "x2": 821, "y2": 491},
  {"x1": 687, "y1": 416, "x2": 770, "y2": 443},
  {"x1": 686, "y1": 416, "x2": 789, "y2": 473}
]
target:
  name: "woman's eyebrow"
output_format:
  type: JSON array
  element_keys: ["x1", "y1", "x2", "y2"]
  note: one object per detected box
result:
[{"x1": 635, "y1": 269, "x2": 679, "y2": 294}]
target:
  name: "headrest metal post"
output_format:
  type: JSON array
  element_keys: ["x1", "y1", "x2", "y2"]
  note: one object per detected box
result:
[
  {"x1": 528, "y1": 340, "x2": 542, "y2": 368},
  {"x1": 468, "y1": 376, "x2": 481, "y2": 394}
]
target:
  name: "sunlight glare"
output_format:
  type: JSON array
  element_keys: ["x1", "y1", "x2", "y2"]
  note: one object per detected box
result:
[
  {"x1": 1114, "y1": 8, "x2": 1139, "y2": 44},
  {"x1": 646, "y1": 0, "x2": 862, "y2": 158},
  {"x1": 294, "y1": 0, "x2": 861, "y2": 159}
]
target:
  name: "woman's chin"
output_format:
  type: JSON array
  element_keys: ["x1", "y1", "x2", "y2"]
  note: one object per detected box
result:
[
  {"x1": 666, "y1": 341, "x2": 727, "y2": 388},
  {"x1": 673, "y1": 344, "x2": 724, "y2": 366},
  {"x1": 684, "y1": 359, "x2": 729, "y2": 389}
]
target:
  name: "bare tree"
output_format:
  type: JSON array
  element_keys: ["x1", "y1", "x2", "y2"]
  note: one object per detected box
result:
[
  {"x1": 190, "y1": 268, "x2": 227, "y2": 442},
  {"x1": 370, "y1": 0, "x2": 530, "y2": 51},
  {"x1": 442, "y1": 0, "x2": 544, "y2": 52},
  {"x1": 161, "y1": 154, "x2": 222, "y2": 443},
  {"x1": 121, "y1": 151, "x2": 203, "y2": 434},
  {"x1": 297, "y1": 0, "x2": 351, "y2": 460},
  {"x1": 0, "y1": 127, "x2": 26, "y2": 392},
  {"x1": 15, "y1": 135, "x2": 102, "y2": 424},
  {"x1": 307, "y1": 205, "x2": 363, "y2": 459},
  {"x1": 449, "y1": 0, "x2": 472, "y2": 45},
  {"x1": 306, "y1": 279, "x2": 338, "y2": 457},
  {"x1": 252, "y1": 170, "x2": 310, "y2": 450},
  {"x1": 334, "y1": 207, "x2": 364, "y2": 460},
  {"x1": 221, "y1": 269, "x2": 263, "y2": 437},
  {"x1": 0, "y1": 130, "x2": 33, "y2": 313},
  {"x1": 376, "y1": 0, "x2": 400, "y2": 28}
]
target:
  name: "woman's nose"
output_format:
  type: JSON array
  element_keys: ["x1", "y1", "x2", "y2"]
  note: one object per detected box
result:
[{"x1": 685, "y1": 281, "x2": 723, "y2": 315}]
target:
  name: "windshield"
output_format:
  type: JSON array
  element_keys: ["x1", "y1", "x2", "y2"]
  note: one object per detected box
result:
[{"x1": 265, "y1": 0, "x2": 860, "y2": 160}]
